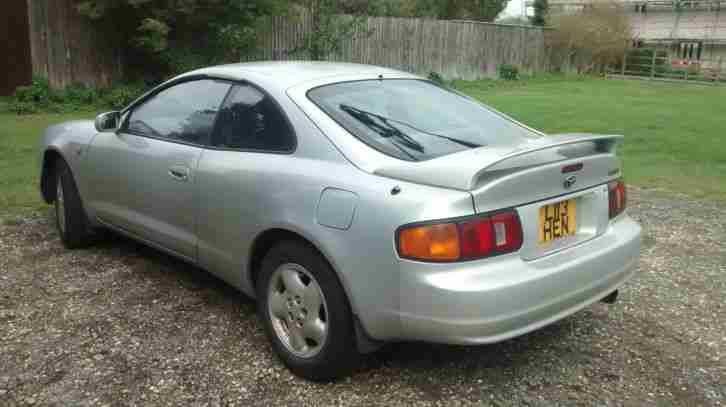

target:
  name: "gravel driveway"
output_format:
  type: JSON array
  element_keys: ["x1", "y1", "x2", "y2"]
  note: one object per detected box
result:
[{"x1": 1, "y1": 187, "x2": 724, "y2": 407}]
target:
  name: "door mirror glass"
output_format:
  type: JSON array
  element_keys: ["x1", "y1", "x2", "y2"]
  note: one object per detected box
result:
[{"x1": 95, "y1": 111, "x2": 120, "y2": 132}]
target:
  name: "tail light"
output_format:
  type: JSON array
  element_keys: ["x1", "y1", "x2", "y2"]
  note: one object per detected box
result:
[
  {"x1": 397, "y1": 210, "x2": 523, "y2": 262},
  {"x1": 608, "y1": 179, "x2": 626, "y2": 219}
]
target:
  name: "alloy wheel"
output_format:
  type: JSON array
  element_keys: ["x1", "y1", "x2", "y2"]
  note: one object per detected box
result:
[{"x1": 267, "y1": 263, "x2": 328, "y2": 358}]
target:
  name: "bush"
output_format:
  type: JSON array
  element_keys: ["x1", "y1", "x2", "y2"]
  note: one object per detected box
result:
[
  {"x1": 100, "y1": 84, "x2": 145, "y2": 110},
  {"x1": 427, "y1": 72, "x2": 458, "y2": 89},
  {"x1": 10, "y1": 101, "x2": 38, "y2": 115},
  {"x1": 76, "y1": 0, "x2": 273, "y2": 80},
  {"x1": 428, "y1": 71, "x2": 446, "y2": 85},
  {"x1": 548, "y1": 0, "x2": 632, "y2": 73},
  {"x1": 498, "y1": 64, "x2": 520, "y2": 80},
  {"x1": 13, "y1": 76, "x2": 52, "y2": 106},
  {"x1": 9, "y1": 76, "x2": 147, "y2": 115},
  {"x1": 61, "y1": 83, "x2": 100, "y2": 105}
]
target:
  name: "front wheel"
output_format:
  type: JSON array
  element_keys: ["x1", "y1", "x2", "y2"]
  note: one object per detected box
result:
[
  {"x1": 54, "y1": 160, "x2": 92, "y2": 249},
  {"x1": 256, "y1": 240, "x2": 358, "y2": 381}
]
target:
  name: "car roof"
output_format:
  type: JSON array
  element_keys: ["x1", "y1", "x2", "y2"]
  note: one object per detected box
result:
[{"x1": 188, "y1": 61, "x2": 414, "y2": 90}]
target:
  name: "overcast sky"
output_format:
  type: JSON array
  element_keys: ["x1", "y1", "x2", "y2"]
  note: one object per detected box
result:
[{"x1": 500, "y1": 0, "x2": 527, "y2": 18}]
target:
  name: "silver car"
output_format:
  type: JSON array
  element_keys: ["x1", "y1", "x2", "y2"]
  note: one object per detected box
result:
[{"x1": 39, "y1": 62, "x2": 641, "y2": 380}]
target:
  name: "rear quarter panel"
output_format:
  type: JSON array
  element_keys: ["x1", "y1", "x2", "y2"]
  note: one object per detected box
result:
[
  {"x1": 225, "y1": 162, "x2": 477, "y2": 339},
  {"x1": 194, "y1": 90, "x2": 477, "y2": 339}
]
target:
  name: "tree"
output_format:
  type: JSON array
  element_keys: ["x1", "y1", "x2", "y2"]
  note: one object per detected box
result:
[
  {"x1": 75, "y1": 0, "x2": 286, "y2": 79},
  {"x1": 464, "y1": 0, "x2": 512, "y2": 21},
  {"x1": 350, "y1": 0, "x2": 511, "y2": 21},
  {"x1": 294, "y1": 0, "x2": 371, "y2": 60},
  {"x1": 548, "y1": 0, "x2": 633, "y2": 73},
  {"x1": 408, "y1": 0, "x2": 510, "y2": 21},
  {"x1": 530, "y1": 0, "x2": 548, "y2": 26}
]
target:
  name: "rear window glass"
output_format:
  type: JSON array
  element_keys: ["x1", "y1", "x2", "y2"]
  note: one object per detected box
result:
[{"x1": 307, "y1": 79, "x2": 538, "y2": 161}]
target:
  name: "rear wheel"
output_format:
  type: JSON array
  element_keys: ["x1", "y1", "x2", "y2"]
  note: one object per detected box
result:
[
  {"x1": 54, "y1": 160, "x2": 93, "y2": 249},
  {"x1": 256, "y1": 240, "x2": 358, "y2": 381}
]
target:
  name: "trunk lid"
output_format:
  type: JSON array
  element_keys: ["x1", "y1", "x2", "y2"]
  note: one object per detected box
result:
[
  {"x1": 372, "y1": 133, "x2": 622, "y2": 194},
  {"x1": 374, "y1": 133, "x2": 624, "y2": 260}
]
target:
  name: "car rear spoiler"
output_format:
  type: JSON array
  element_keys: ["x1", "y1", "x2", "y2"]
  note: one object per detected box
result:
[{"x1": 373, "y1": 133, "x2": 624, "y2": 191}]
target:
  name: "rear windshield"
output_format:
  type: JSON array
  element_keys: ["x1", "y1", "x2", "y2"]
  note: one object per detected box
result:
[{"x1": 307, "y1": 79, "x2": 538, "y2": 161}]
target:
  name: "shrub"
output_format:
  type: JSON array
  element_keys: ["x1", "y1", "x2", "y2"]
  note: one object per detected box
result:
[
  {"x1": 13, "y1": 76, "x2": 52, "y2": 106},
  {"x1": 76, "y1": 0, "x2": 274, "y2": 80},
  {"x1": 428, "y1": 71, "x2": 446, "y2": 85},
  {"x1": 548, "y1": 0, "x2": 633, "y2": 73},
  {"x1": 100, "y1": 84, "x2": 145, "y2": 110},
  {"x1": 9, "y1": 76, "x2": 147, "y2": 114},
  {"x1": 498, "y1": 64, "x2": 520, "y2": 80},
  {"x1": 427, "y1": 72, "x2": 458, "y2": 89},
  {"x1": 62, "y1": 83, "x2": 100, "y2": 105},
  {"x1": 10, "y1": 101, "x2": 38, "y2": 115}
]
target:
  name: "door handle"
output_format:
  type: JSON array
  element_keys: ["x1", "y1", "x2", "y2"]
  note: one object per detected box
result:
[{"x1": 168, "y1": 165, "x2": 190, "y2": 182}]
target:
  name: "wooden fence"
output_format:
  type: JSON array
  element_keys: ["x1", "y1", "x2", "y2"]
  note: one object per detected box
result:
[
  {"x1": 246, "y1": 15, "x2": 548, "y2": 80},
  {"x1": 0, "y1": 0, "x2": 32, "y2": 95},
  {"x1": 22, "y1": 4, "x2": 549, "y2": 88},
  {"x1": 26, "y1": 0, "x2": 123, "y2": 89}
]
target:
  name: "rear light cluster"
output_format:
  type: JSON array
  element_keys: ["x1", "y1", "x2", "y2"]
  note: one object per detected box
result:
[
  {"x1": 397, "y1": 210, "x2": 523, "y2": 262},
  {"x1": 608, "y1": 179, "x2": 627, "y2": 219}
]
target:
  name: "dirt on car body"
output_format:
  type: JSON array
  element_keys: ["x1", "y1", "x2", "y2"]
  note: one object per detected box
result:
[{"x1": 1, "y1": 188, "x2": 724, "y2": 406}]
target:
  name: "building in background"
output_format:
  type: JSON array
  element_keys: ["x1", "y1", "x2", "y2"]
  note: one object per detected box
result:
[{"x1": 527, "y1": 0, "x2": 726, "y2": 68}]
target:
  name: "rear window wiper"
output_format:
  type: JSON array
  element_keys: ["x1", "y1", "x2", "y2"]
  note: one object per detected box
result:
[
  {"x1": 340, "y1": 105, "x2": 483, "y2": 149},
  {"x1": 340, "y1": 104, "x2": 424, "y2": 158}
]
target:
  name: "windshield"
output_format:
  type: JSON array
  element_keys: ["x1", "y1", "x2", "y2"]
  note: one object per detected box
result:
[{"x1": 307, "y1": 79, "x2": 538, "y2": 161}]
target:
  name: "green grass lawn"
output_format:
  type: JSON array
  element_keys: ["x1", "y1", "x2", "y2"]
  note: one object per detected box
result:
[
  {"x1": 456, "y1": 76, "x2": 726, "y2": 202},
  {"x1": 0, "y1": 111, "x2": 97, "y2": 217},
  {"x1": 1, "y1": 77, "x2": 725, "y2": 217}
]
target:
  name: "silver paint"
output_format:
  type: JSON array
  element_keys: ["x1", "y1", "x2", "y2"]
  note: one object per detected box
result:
[
  {"x1": 39, "y1": 61, "x2": 641, "y2": 345},
  {"x1": 316, "y1": 188, "x2": 358, "y2": 230}
]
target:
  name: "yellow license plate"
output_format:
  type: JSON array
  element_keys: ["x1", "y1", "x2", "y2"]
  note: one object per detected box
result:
[{"x1": 539, "y1": 199, "x2": 577, "y2": 244}]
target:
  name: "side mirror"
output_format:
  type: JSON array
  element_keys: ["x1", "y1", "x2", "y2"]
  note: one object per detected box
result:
[{"x1": 94, "y1": 111, "x2": 120, "y2": 132}]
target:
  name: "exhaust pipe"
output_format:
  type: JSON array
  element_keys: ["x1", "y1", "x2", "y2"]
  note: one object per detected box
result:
[{"x1": 601, "y1": 290, "x2": 618, "y2": 304}]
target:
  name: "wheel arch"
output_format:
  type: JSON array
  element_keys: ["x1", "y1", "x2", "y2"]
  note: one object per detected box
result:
[
  {"x1": 40, "y1": 148, "x2": 66, "y2": 204},
  {"x1": 247, "y1": 227, "x2": 357, "y2": 313},
  {"x1": 246, "y1": 227, "x2": 382, "y2": 352}
]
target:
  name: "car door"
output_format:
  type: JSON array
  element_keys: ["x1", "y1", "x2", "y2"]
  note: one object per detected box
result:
[
  {"x1": 85, "y1": 78, "x2": 231, "y2": 260},
  {"x1": 196, "y1": 83, "x2": 297, "y2": 287}
]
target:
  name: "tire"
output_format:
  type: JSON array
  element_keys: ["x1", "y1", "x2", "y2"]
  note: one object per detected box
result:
[
  {"x1": 256, "y1": 240, "x2": 358, "y2": 381},
  {"x1": 54, "y1": 159, "x2": 93, "y2": 249}
]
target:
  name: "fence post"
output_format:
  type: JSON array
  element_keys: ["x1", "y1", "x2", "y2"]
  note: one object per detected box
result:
[
  {"x1": 650, "y1": 48, "x2": 657, "y2": 79},
  {"x1": 621, "y1": 50, "x2": 627, "y2": 75}
]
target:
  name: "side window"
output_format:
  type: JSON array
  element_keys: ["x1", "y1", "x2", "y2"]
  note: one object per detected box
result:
[
  {"x1": 211, "y1": 84, "x2": 295, "y2": 152},
  {"x1": 124, "y1": 79, "x2": 230, "y2": 145}
]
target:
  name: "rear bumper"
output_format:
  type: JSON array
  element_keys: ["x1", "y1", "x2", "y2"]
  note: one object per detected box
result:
[{"x1": 390, "y1": 215, "x2": 641, "y2": 344}]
